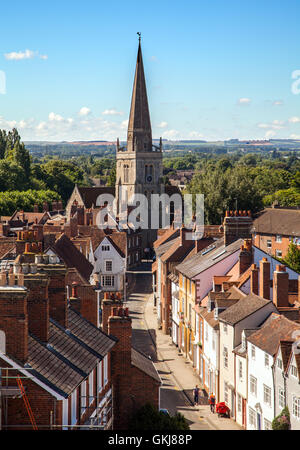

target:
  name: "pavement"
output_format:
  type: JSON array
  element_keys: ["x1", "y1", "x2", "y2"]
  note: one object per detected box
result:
[{"x1": 126, "y1": 271, "x2": 243, "y2": 431}]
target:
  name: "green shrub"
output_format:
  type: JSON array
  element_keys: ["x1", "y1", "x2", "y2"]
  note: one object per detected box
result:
[{"x1": 272, "y1": 407, "x2": 290, "y2": 430}]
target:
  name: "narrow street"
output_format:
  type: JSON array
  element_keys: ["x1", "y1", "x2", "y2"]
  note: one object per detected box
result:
[{"x1": 124, "y1": 264, "x2": 242, "y2": 430}]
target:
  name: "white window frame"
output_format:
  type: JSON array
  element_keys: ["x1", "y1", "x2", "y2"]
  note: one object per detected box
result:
[
  {"x1": 89, "y1": 372, "x2": 94, "y2": 405},
  {"x1": 237, "y1": 394, "x2": 242, "y2": 413},
  {"x1": 223, "y1": 346, "x2": 228, "y2": 369},
  {"x1": 250, "y1": 375, "x2": 257, "y2": 397},
  {"x1": 276, "y1": 249, "x2": 282, "y2": 258},
  {"x1": 80, "y1": 380, "x2": 86, "y2": 415},
  {"x1": 98, "y1": 361, "x2": 103, "y2": 393},
  {"x1": 265, "y1": 353, "x2": 269, "y2": 367},
  {"x1": 279, "y1": 388, "x2": 285, "y2": 409},
  {"x1": 105, "y1": 260, "x2": 113, "y2": 272},
  {"x1": 276, "y1": 235, "x2": 282, "y2": 243},
  {"x1": 277, "y1": 358, "x2": 283, "y2": 370},
  {"x1": 71, "y1": 390, "x2": 77, "y2": 426},
  {"x1": 251, "y1": 345, "x2": 256, "y2": 360},
  {"x1": 263, "y1": 384, "x2": 271, "y2": 407},
  {"x1": 293, "y1": 396, "x2": 300, "y2": 419},
  {"x1": 102, "y1": 275, "x2": 115, "y2": 287},
  {"x1": 104, "y1": 355, "x2": 108, "y2": 386},
  {"x1": 291, "y1": 365, "x2": 298, "y2": 378},
  {"x1": 239, "y1": 360, "x2": 243, "y2": 380},
  {"x1": 248, "y1": 407, "x2": 256, "y2": 428},
  {"x1": 264, "y1": 418, "x2": 272, "y2": 430}
]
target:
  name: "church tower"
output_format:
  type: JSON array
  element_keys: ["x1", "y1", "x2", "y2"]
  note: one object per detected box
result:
[{"x1": 115, "y1": 36, "x2": 164, "y2": 247}]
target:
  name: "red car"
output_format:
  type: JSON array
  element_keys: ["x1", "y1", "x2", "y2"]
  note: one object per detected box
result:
[{"x1": 216, "y1": 402, "x2": 230, "y2": 418}]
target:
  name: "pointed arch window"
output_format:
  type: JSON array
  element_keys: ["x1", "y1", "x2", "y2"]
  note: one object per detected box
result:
[{"x1": 124, "y1": 165, "x2": 129, "y2": 183}]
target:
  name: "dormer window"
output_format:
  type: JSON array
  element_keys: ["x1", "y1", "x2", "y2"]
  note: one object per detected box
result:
[{"x1": 214, "y1": 308, "x2": 218, "y2": 319}]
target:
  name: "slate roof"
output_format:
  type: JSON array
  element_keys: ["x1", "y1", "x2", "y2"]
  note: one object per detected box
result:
[
  {"x1": 253, "y1": 208, "x2": 300, "y2": 236},
  {"x1": 247, "y1": 314, "x2": 300, "y2": 356},
  {"x1": 27, "y1": 335, "x2": 84, "y2": 397},
  {"x1": 25, "y1": 308, "x2": 117, "y2": 398},
  {"x1": 155, "y1": 235, "x2": 179, "y2": 258},
  {"x1": 53, "y1": 233, "x2": 94, "y2": 282},
  {"x1": 176, "y1": 238, "x2": 243, "y2": 279},
  {"x1": 67, "y1": 308, "x2": 117, "y2": 357},
  {"x1": 48, "y1": 320, "x2": 99, "y2": 375},
  {"x1": 131, "y1": 348, "x2": 161, "y2": 383},
  {"x1": 218, "y1": 293, "x2": 272, "y2": 325},
  {"x1": 77, "y1": 186, "x2": 115, "y2": 208}
]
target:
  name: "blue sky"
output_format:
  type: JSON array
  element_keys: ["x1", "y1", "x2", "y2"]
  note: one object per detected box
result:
[{"x1": 1, "y1": 0, "x2": 300, "y2": 141}]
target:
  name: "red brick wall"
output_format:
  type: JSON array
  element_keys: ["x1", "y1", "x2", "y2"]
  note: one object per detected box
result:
[
  {"x1": 254, "y1": 233, "x2": 300, "y2": 259},
  {"x1": 47, "y1": 271, "x2": 67, "y2": 328},
  {"x1": 108, "y1": 314, "x2": 133, "y2": 429},
  {"x1": 259, "y1": 258, "x2": 271, "y2": 300},
  {"x1": 25, "y1": 276, "x2": 50, "y2": 342},
  {"x1": 130, "y1": 366, "x2": 160, "y2": 411},
  {"x1": 0, "y1": 359, "x2": 62, "y2": 430},
  {"x1": 77, "y1": 285, "x2": 98, "y2": 326},
  {"x1": 0, "y1": 290, "x2": 28, "y2": 363}
]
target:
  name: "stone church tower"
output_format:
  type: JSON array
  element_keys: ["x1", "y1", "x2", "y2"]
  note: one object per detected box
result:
[{"x1": 115, "y1": 38, "x2": 164, "y2": 249}]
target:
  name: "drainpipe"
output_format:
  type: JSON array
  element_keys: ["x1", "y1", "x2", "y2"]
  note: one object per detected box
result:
[{"x1": 272, "y1": 363, "x2": 276, "y2": 422}]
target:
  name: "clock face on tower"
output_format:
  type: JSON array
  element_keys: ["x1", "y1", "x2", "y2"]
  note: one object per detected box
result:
[{"x1": 146, "y1": 175, "x2": 152, "y2": 183}]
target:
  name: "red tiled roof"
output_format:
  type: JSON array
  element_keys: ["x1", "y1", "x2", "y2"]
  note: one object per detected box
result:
[{"x1": 248, "y1": 314, "x2": 300, "y2": 356}]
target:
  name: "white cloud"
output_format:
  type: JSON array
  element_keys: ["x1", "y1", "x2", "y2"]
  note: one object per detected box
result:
[
  {"x1": 257, "y1": 120, "x2": 285, "y2": 130},
  {"x1": 273, "y1": 100, "x2": 283, "y2": 106},
  {"x1": 162, "y1": 129, "x2": 181, "y2": 140},
  {"x1": 238, "y1": 97, "x2": 251, "y2": 105},
  {"x1": 4, "y1": 49, "x2": 48, "y2": 61},
  {"x1": 189, "y1": 131, "x2": 204, "y2": 138},
  {"x1": 121, "y1": 119, "x2": 128, "y2": 129},
  {"x1": 48, "y1": 112, "x2": 64, "y2": 122},
  {"x1": 265, "y1": 130, "x2": 276, "y2": 139},
  {"x1": 78, "y1": 107, "x2": 91, "y2": 116},
  {"x1": 289, "y1": 116, "x2": 300, "y2": 123},
  {"x1": 157, "y1": 121, "x2": 168, "y2": 128},
  {"x1": 102, "y1": 109, "x2": 124, "y2": 116}
]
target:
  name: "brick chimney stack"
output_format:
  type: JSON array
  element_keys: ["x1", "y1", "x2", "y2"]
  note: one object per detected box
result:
[
  {"x1": 0, "y1": 285, "x2": 28, "y2": 363},
  {"x1": 194, "y1": 237, "x2": 214, "y2": 255},
  {"x1": 223, "y1": 210, "x2": 253, "y2": 247},
  {"x1": 102, "y1": 293, "x2": 123, "y2": 334},
  {"x1": 108, "y1": 306, "x2": 132, "y2": 429},
  {"x1": 259, "y1": 258, "x2": 271, "y2": 300},
  {"x1": 40, "y1": 262, "x2": 68, "y2": 328},
  {"x1": 43, "y1": 202, "x2": 49, "y2": 212},
  {"x1": 70, "y1": 215, "x2": 78, "y2": 238},
  {"x1": 239, "y1": 239, "x2": 253, "y2": 275},
  {"x1": 273, "y1": 265, "x2": 289, "y2": 308},
  {"x1": 250, "y1": 263, "x2": 259, "y2": 295},
  {"x1": 33, "y1": 204, "x2": 39, "y2": 213},
  {"x1": 24, "y1": 272, "x2": 50, "y2": 343}
]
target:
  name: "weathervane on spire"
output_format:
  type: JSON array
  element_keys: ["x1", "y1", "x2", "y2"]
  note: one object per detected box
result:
[{"x1": 137, "y1": 32, "x2": 141, "y2": 43}]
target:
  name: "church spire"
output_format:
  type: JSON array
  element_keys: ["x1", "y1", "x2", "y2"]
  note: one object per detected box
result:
[{"x1": 127, "y1": 34, "x2": 152, "y2": 152}]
